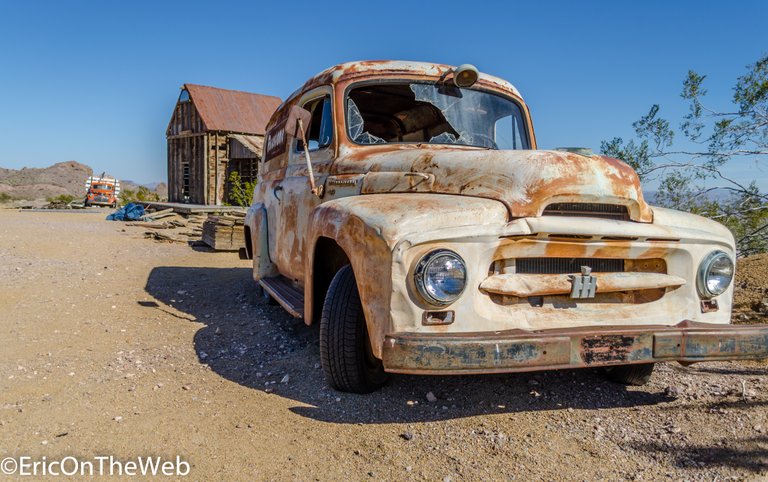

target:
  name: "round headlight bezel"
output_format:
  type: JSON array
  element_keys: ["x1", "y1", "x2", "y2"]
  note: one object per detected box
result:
[
  {"x1": 697, "y1": 250, "x2": 734, "y2": 298},
  {"x1": 414, "y1": 249, "x2": 467, "y2": 306}
]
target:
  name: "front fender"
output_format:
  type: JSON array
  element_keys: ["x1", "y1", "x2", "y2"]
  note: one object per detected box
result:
[
  {"x1": 304, "y1": 193, "x2": 508, "y2": 358},
  {"x1": 245, "y1": 203, "x2": 278, "y2": 280}
]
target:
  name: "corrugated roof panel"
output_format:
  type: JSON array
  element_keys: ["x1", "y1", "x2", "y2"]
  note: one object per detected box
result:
[
  {"x1": 184, "y1": 84, "x2": 282, "y2": 135},
  {"x1": 230, "y1": 134, "x2": 264, "y2": 154}
]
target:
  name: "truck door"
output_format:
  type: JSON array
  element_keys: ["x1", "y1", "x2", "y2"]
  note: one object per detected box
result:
[{"x1": 272, "y1": 88, "x2": 335, "y2": 284}]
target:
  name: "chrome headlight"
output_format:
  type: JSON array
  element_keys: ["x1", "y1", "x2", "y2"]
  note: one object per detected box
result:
[
  {"x1": 414, "y1": 249, "x2": 467, "y2": 306},
  {"x1": 697, "y1": 251, "x2": 734, "y2": 298}
]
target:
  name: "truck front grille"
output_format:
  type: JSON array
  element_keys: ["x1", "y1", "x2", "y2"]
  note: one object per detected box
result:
[
  {"x1": 516, "y1": 257, "x2": 625, "y2": 274},
  {"x1": 543, "y1": 203, "x2": 630, "y2": 221},
  {"x1": 487, "y1": 257, "x2": 667, "y2": 306}
]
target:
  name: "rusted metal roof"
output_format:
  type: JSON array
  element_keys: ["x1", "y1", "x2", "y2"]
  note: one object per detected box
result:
[
  {"x1": 230, "y1": 134, "x2": 264, "y2": 154},
  {"x1": 184, "y1": 84, "x2": 282, "y2": 135}
]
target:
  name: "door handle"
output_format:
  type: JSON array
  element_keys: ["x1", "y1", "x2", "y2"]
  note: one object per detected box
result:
[{"x1": 272, "y1": 184, "x2": 283, "y2": 201}]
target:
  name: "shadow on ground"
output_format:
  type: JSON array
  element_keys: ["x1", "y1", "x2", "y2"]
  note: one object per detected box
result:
[
  {"x1": 630, "y1": 436, "x2": 768, "y2": 472},
  {"x1": 144, "y1": 266, "x2": 674, "y2": 424}
]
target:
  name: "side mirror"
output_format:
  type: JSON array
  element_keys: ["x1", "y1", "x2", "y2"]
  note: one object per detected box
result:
[
  {"x1": 285, "y1": 105, "x2": 312, "y2": 139},
  {"x1": 264, "y1": 105, "x2": 312, "y2": 161},
  {"x1": 287, "y1": 105, "x2": 322, "y2": 197}
]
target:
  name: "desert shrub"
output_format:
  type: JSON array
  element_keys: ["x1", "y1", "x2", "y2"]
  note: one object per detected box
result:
[
  {"x1": 120, "y1": 186, "x2": 160, "y2": 206},
  {"x1": 46, "y1": 194, "x2": 76, "y2": 204},
  {"x1": 227, "y1": 171, "x2": 255, "y2": 207}
]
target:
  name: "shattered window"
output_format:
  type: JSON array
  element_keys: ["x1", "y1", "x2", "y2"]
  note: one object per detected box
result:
[{"x1": 345, "y1": 82, "x2": 529, "y2": 149}]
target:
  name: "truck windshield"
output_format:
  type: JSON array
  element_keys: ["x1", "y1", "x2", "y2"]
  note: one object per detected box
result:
[
  {"x1": 93, "y1": 184, "x2": 112, "y2": 190},
  {"x1": 346, "y1": 82, "x2": 529, "y2": 150}
]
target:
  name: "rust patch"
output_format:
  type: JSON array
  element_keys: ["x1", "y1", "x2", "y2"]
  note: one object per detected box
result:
[{"x1": 581, "y1": 335, "x2": 638, "y2": 364}]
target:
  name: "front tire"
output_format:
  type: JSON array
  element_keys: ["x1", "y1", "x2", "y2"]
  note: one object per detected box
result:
[
  {"x1": 320, "y1": 265, "x2": 388, "y2": 393},
  {"x1": 602, "y1": 363, "x2": 655, "y2": 386}
]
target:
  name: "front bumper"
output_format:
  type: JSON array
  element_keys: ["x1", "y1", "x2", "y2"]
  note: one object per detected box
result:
[
  {"x1": 87, "y1": 198, "x2": 113, "y2": 206},
  {"x1": 381, "y1": 320, "x2": 768, "y2": 374}
]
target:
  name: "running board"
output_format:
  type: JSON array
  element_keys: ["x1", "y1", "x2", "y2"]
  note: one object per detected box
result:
[{"x1": 259, "y1": 276, "x2": 304, "y2": 318}]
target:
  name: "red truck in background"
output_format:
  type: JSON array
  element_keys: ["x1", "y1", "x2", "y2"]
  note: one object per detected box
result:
[{"x1": 84, "y1": 174, "x2": 120, "y2": 208}]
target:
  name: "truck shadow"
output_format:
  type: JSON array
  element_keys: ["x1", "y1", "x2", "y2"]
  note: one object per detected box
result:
[
  {"x1": 144, "y1": 266, "x2": 673, "y2": 424},
  {"x1": 628, "y1": 436, "x2": 768, "y2": 473}
]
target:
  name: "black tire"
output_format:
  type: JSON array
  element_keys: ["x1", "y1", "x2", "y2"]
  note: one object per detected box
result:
[
  {"x1": 320, "y1": 265, "x2": 388, "y2": 393},
  {"x1": 602, "y1": 363, "x2": 655, "y2": 386}
]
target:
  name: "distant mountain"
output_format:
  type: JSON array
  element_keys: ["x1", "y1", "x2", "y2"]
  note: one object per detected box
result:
[
  {"x1": 0, "y1": 161, "x2": 92, "y2": 200},
  {"x1": 0, "y1": 162, "x2": 167, "y2": 202}
]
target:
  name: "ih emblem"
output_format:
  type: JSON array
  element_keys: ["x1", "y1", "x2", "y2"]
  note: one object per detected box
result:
[{"x1": 570, "y1": 266, "x2": 597, "y2": 299}]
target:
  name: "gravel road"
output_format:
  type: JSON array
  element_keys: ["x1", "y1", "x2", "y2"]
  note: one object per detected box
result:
[{"x1": 1, "y1": 209, "x2": 766, "y2": 481}]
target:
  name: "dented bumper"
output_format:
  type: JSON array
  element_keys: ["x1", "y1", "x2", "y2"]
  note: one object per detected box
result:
[{"x1": 381, "y1": 320, "x2": 768, "y2": 374}]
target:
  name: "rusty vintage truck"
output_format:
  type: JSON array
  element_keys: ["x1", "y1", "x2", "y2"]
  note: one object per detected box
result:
[{"x1": 244, "y1": 60, "x2": 768, "y2": 393}]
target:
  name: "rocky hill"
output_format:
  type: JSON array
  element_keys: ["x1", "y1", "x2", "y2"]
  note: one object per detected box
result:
[
  {"x1": 0, "y1": 161, "x2": 93, "y2": 201},
  {"x1": 0, "y1": 162, "x2": 167, "y2": 203}
]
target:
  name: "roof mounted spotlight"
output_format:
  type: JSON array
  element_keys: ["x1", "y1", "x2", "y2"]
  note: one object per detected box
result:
[{"x1": 453, "y1": 64, "x2": 479, "y2": 88}]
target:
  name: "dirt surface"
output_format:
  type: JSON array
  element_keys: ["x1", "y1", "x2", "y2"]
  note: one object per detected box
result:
[
  {"x1": 1, "y1": 209, "x2": 767, "y2": 481},
  {"x1": 734, "y1": 253, "x2": 768, "y2": 324}
]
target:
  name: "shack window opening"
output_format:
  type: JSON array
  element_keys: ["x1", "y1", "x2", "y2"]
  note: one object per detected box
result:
[
  {"x1": 182, "y1": 164, "x2": 190, "y2": 200},
  {"x1": 179, "y1": 89, "x2": 190, "y2": 103},
  {"x1": 297, "y1": 96, "x2": 333, "y2": 152},
  {"x1": 346, "y1": 82, "x2": 529, "y2": 150}
]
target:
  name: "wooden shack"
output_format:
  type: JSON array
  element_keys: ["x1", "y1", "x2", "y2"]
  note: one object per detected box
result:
[{"x1": 166, "y1": 84, "x2": 281, "y2": 205}]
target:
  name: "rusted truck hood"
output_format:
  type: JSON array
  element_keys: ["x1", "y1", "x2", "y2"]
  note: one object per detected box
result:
[{"x1": 337, "y1": 148, "x2": 653, "y2": 222}]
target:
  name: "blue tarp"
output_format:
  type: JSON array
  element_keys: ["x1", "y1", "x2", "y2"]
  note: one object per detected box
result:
[{"x1": 106, "y1": 203, "x2": 145, "y2": 221}]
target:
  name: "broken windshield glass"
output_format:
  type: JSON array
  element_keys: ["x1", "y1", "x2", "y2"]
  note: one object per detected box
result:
[
  {"x1": 347, "y1": 99, "x2": 386, "y2": 144},
  {"x1": 345, "y1": 82, "x2": 529, "y2": 150}
]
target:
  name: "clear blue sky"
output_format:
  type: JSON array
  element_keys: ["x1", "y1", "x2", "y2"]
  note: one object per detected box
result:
[{"x1": 0, "y1": 0, "x2": 765, "y2": 188}]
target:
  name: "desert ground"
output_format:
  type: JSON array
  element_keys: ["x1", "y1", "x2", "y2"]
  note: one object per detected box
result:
[{"x1": 1, "y1": 208, "x2": 767, "y2": 481}]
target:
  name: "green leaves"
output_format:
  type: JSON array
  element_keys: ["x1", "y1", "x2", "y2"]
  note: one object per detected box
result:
[
  {"x1": 46, "y1": 194, "x2": 75, "y2": 204},
  {"x1": 734, "y1": 55, "x2": 768, "y2": 113},
  {"x1": 227, "y1": 171, "x2": 255, "y2": 207},
  {"x1": 632, "y1": 104, "x2": 674, "y2": 150},
  {"x1": 121, "y1": 186, "x2": 160, "y2": 206},
  {"x1": 599, "y1": 137, "x2": 653, "y2": 180},
  {"x1": 681, "y1": 70, "x2": 707, "y2": 141}
]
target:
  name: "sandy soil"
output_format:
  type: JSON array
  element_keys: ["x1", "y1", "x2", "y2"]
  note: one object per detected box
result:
[
  {"x1": 734, "y1": 253, "x2": 768, "y2": 324},
  {"x1": 1, "y1": 209, "x2": 767, "y2": 481}
]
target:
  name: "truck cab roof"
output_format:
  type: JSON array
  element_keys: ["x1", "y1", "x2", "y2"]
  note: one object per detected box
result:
[{"x1": 284, "y1": 60, "x2": 523, "y2": 107}]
